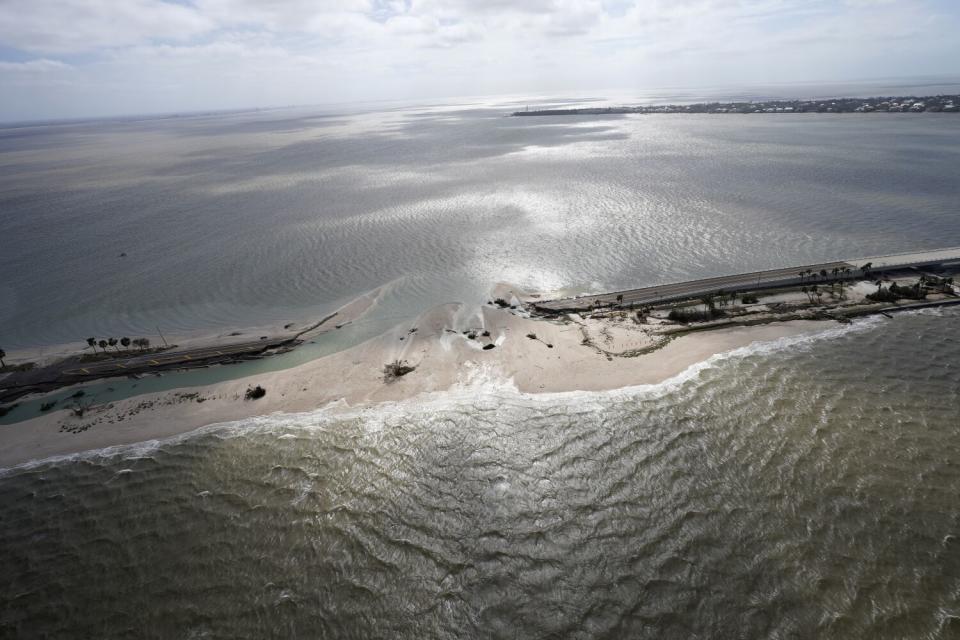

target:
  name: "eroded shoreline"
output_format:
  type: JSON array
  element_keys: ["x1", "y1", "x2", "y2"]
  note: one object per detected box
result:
[
  {"x1": 0, "y1": 300, "x2": 836, "y2": 469},
  {"x1": 3, "y1": 264, "x2": 958, "y2": 469}
]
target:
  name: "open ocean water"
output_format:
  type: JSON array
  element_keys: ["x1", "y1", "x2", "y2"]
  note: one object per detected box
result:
[
  {"x1": 2, "y1": 93, "x2": 960, "y2": 637},
  {"x1": 2, "y1": 309, "x2": 959, "y2": 638}
]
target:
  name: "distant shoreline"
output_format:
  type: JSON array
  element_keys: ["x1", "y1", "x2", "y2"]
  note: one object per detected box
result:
[{"x1": 514, "y1": 94, "x2": 960, "y2": 116}]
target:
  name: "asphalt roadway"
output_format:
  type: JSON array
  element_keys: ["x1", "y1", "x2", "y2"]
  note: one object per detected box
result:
[{"x1": 532, "y1": 261, "x2": 856, "y2": 313}]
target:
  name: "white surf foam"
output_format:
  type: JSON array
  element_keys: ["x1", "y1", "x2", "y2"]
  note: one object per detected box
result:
[{"x1": 0, "y1": 312, "x2": 895, "y2": 475}]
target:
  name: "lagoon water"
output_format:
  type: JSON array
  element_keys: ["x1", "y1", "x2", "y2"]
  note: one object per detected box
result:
[{"x1": 2, "y1": 95, "x2": 960, "y2": 637}]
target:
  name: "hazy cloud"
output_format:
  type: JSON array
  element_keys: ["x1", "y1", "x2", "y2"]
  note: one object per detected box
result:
[
  {"x1": 0, "y1": 58, "x2": 71, "y2": 73},
  {"x1": 0, "y1": 0, "x2": 957, "y2": 121},
  {"x1": 0, "y1": 0, "x2": 213, "y2": 54}
]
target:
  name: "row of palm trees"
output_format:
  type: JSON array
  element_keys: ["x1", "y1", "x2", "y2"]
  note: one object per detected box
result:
[
  {"x1": 798, "y1": 265, "x2": 856, "y2": 283},
  {"x1": 85, "y1": 336, "x2": 151, "y2": 355},
  {"x1": 799, "y1": 265, "x2": 863, "y2": 299}
]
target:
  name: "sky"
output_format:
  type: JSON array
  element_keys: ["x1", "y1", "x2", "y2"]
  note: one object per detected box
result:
[{"x1": 0, "y1": 0, "x2": 959, "y2": 122}]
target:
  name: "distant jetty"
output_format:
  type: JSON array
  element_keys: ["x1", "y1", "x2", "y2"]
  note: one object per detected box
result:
[{"x1": 513, "y1": 94, "x2": 960, "y2": 116}]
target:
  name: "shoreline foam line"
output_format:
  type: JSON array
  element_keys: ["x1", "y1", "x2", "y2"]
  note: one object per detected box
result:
[{"x1": 0, "y1": 311, "x2": 893, "y2": 476}]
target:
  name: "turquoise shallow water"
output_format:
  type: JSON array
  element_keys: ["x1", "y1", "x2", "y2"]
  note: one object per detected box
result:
[
  {"x1": 0, "y1": 292, "x2": 401, "y2": 425},
  {"x1": 1, "y1": 308, "x2": 959, "y2": 638}
]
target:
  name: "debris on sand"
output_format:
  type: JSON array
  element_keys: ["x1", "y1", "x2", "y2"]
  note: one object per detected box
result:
[
  {"x1": 245, "y1": 385, "x2": 267, "y2": 400},
  {"x1": 383, "y1": 360, "x2": 416, "y2": 383}
]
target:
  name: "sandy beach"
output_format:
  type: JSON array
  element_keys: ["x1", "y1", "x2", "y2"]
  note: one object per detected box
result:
[{"x1": 0, "y1": 302, "x2": 833, "y2": 469}]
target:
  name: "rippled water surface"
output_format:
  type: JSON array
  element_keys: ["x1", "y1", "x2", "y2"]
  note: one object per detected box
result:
[
  {"x1": 3, "y1": 95, "x2": 960, "y2": 637},
  {"x1": 2, "y1": 310, "x2": 959, "y2": 638},
  {"x1": 2, "y1": 99, "x2": 960, "y2": 349}
]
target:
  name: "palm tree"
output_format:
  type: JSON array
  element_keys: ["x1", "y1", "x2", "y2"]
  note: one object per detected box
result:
[
  {"x1": 0, "y1": 348, "x2": 5, "y2": 368},
  {"x1": 98, "y1": 339, "x2": 108, "y2": 352},
  {"x1": 798, "y1": 271, "x2": 805, "y2": 283},
  {"x1": 819, "y1": 269, "x2": 828, "y2": 279},
  {"x1": 616, "y1": 294, "x2": 623, "y2": 306},
  {"x1": 140, "y1": 338, "x2": 151, "y2": 351},
  {"x1": 700, "y1": 294, "x2": 716, "y2": 314},
  {"x1": 121, "y1": 337, "x2": 131, "y2": 351},
  {"x1": 108, "y1": 338, "x2": 118, "y2": 352},
  {"x1": 86, "y1": 337, "x2": 97, "y2": 353}
]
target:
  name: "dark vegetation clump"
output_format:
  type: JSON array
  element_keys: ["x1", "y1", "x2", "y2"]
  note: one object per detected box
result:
[
  {"x1": 482, "y1": 344, "x2": 495, "y2": 350},
  {"x1": 72, "y1": 390, "x2": 86, "y2": 399},
  {"x1": 866, "y1": 287, "x2": 900, "y2": 303},
  {"x1": 492, "y1": 298, "x2": 510, "y2": 308},
  {"x1": 890, "y1": 282, "x2": 926, "y2": 300},
  {"x1": 0, "y1": 404, "x2": 18, "y2": 418},
  {"x1": 867, "y1": 280, "x2": 928, "y2": 303},
  {"x1": 245, "y1": 385, "x2": 267, "y2": 400},
  {"x1": 40, "y1": 401, "x2": 57, "y2": 412},
  {"x1": 383, "y1": 360, "x2": 416, "y2": 383},
  {"x1": 740, "y1": 294, "x2": 760, "y2": 304},
  {"x1": 668, "y1": 307, "x2": 719, "y2": 323},
  {"x1": 481, "y1": 330, "x2": 490, "y2": 337}
]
